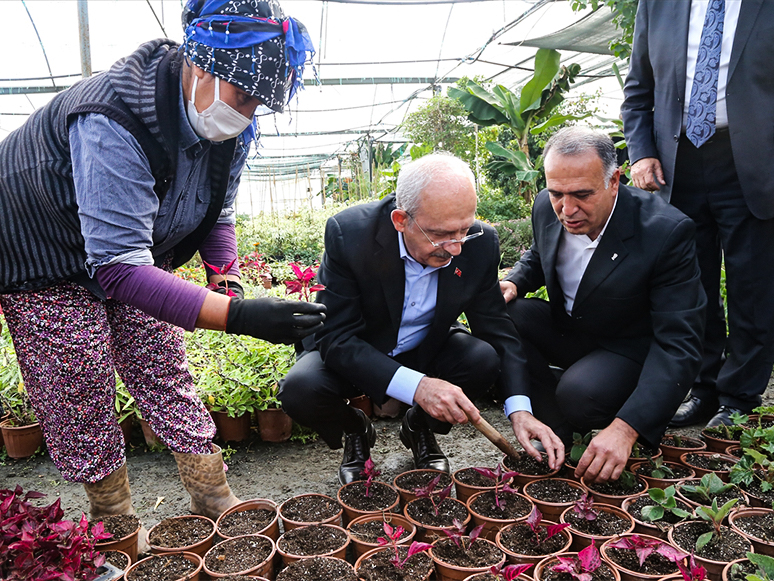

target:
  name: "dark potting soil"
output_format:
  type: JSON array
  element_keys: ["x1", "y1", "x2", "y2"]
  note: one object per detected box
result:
[
  {"x1": 682, "y1": 453, "x2": 736, "y2": 472},
  {"x1": 102, "y1": 550, "x2": 129, "y2": 570},
  {"x1": 725, "y1": 559, "x2": 758, "y2": 581},
  {"x1": 278, "y1": 524, "x2": 348, "y2": 556},
  {"x1": 660, "y1": 435, "x2": 704, "y2": 449},
  {"x1": 218, "y1": 507, "x2": 276, "y2": 537},
  {"x1": 339, "y1": 481, "x2": 399, "y2": 511},
  {"x1": 563, "y1": 508, "x2": 631, "y2": 536},
  {"x1": 275, "y1": 556, "x2": 358, "y2": 581},
  {"x1": 497, "y1": 522, "x2": 569, "y2": 556},
  {"x1": 394, "y1": 470, "x2": 452, "y2": 493},
  {"x1": 503, "y1": 453, "x2": 553, "y2": 475},
  {"x1": 357, "y1": 546, "x2": 434, "y2": 581},
  {"x1": 405, "y1": 497, "x2": 468, "y2": 528},
  {"x1": 455, "y1": 467, "x2": 499, "y2": 488},
  {"x1": 732, "y1": 511, "x2": 774, "y2": 542},
  {"x1": 349, "y1": 519, "x2": 412, "y2": 544},
  {"x1": 541, "y1": 560, "x2": 617, "y2": 581},
  {"x1": 742, "y1": 476, "x2": 774, "y2": 505},
  {"x1": 671, "y1": 521, "x2": 750, "y2": 562},
  {"x1": 728, "y1": 447, "x2": 744, "y2": 458},
  {"x1": 217, "y1": 577, "x2": 258, "y2": 581},
  {"x1": 678, "y1": 479, "x2": 747, "y2": 507},
  {"x1": 635, "y1": 463, "x2": 694, "y2": 480},
  {"x1": 585, "y1": 477, "x2": 645, "y2": 497},
  {"x1": 126, "y1": 554, "x2": 196, "y2": 581},
  {"x1": 626, "y1": 494, "x2": 691, "y2": 525},
  {"x1": 468, "y1": 490, "x2": 532, "y2": 520},
  {"x1": 281, "y1": 495, "x2": 340, "y2": 523},
  {"x1": 148, "y1": 516, "x2": 213, "y2": 548},
  {"x1": 203, "y1": 534, "x2": 273, "y2": 574},
  {"x1": 431, "y1": 537, "x2": 503, "y2": 568},
  {"x1": 629, "y1": 444, "x2": 659, "y2": 460},
  {"x1": 606, "y1": 547, "x2": 680, "y2": 576},
  {"x1": 524, "y1": 479, "x2": 583, "y2": 504},
  {"x1": 91, "y1": 514, "x2": 140, "y2": 540},
  {"x1": 704, "y1": 424, "x2": 746, "y2": 440}
]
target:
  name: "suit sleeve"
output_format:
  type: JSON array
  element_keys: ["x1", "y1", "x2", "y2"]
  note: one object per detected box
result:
[
  {"x1": 615, "y1": 217, "x2": 706, "y2": 447},
  {"x1": 314, "y1": 216, "x2": 401, "y2": 404},
  {"x1": 621, "y1": 0, "x2": 661, "y2": 164}
]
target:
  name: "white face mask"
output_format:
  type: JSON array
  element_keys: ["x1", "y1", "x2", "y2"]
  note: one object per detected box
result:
[{"x1": 186, "y1": 76, "x2": 253, "y2": 142}]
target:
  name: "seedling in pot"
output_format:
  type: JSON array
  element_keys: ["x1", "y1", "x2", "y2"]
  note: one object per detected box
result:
[
  {"x1": 679, "y1": 472, "x2": 736, "y2": 503},
  {"x1": 524, "y1": 506, "x2": 570, "y2": 546},
  {"x1": 705, "y1": 411, "x2": 748, "y2": 441},
  {"x1": 606, "y1": 535, "x2": 688, "y2": 568},
  {"x1": 643, "y1": 455, "x2": 675, "y2": 479},
  {"x1": 489, "y1": 562, "x2": 533, "y2": 580},
  {"x1": 377, "y1": 522, "x2": 432, "y2": 570},
  {"x1": 694, "y1": 497, "x2": 738, "y2": 552},
  {"x1": 744, "y1": 551, "x2": 774, "y2": 581},
  {"x1": 551, "y1": 540, "x2": 603, "y2": 581},
  {"x1": 676, "y1": 554, "x2": 708, "y2": 581},
  {"x1": 570, "y1": 432, "x2": 593, "y2": 464},
  {"x1": 730, "y1": 424, "x2": 774, "y2": 491},
  {"x1": 572, "y1": 492, "x2": 598, "y2": 521},
  {"x1": 640, "y1": 485, "x2": 692, "y2": 523},
  {"x1": 617, "y1": 469, "x2": 639, "y2": 491},
  {"x1": 473, "y1": 465, "x2": 519, "y2": 510},
  {"x1": 360, "y1": 458, "x2": 381, "y2": 498},
  {"x1": 413, "y1": 473, "x2": 452, "y2": 516},
  {"x1": 443, "y1": 518, "x2": 485, "y2": 553}
]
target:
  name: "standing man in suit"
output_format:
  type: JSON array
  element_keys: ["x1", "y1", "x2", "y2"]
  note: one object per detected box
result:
[
  {"x1": 279, "y1": 154, "x2": 564, "y2": 484},
  {"x1": 622, "y1": 0, "x2": 774, "y2": 428},
  {"x1": 500, "y1": 127, "x2": 705, "y2": 482}
]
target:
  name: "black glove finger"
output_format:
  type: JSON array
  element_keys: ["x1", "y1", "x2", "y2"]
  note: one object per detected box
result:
[
  {"x1": 291, "y1": 313, "x2": 326, "y2": 328},
  {"x1": 288, "y1": 300, "x2": 327, "y2": 314},
  {"x1": 292, "y1": 321, "x2": 325, "y2": 339}
]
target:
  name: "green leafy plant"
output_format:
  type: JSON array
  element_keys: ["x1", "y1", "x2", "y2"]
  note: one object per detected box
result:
[
  {"x1": 570, "y1": 432, "x2": 593, "y2": 464},
  {"x1": 0, "y1": 382, "x2": 36, "y2": 427},
  {"x1": 569, "y1": 0, "x2": 638, "y2": 59},
  {"x1": 640, "y1": 485, "x2": 692, "y2": 523},
  {"x1": 114, "y1": 378, "x2": 136, "y2": 424},
  {"x1": 643, "y1": 455, "x2": 675, "y2": 479},
  {"x1": 617, "y1": 469, "x2": 638, "y2": 491},
  {"x1": 744, "y1": 552, "x2": 774, "y2": 581},
  {"x1": 704, "y1": 411, "x2": 749, "y2": 441},
  {"x1": 694, "y1": 497, "x2": 738, "y2": 552},
  {"x1": 680, "y1": 472, "x2": 736, "y2": 504},
  {"x1": 730, "y1": 420, "x2": 774, "y2": 492}
]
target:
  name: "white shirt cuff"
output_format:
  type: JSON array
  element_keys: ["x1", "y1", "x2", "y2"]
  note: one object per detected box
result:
[
  {"x1": 504, "y1": 395, "x2": 533, "y2": 418},
  {"x1": 386, "y1": 366, "x2": 425, "y2": 406}
]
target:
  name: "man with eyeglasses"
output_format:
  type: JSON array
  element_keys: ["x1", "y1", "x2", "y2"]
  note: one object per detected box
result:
[
  {"x1": 279, "y1": 153, "x2": 564, "y2": 484},
  {"x1": 501, "y1": 127, "x2": 706, "y2": 483}
]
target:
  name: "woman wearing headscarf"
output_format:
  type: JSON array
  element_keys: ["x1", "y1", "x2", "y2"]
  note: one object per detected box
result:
[{"x1": 0, "y1": 0, "x2": 321, "y2": 537}]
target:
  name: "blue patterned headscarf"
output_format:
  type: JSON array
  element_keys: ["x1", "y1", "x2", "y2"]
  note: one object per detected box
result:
[{"x1": 182, "y1": 0, "x2": 314, "y2": 113}]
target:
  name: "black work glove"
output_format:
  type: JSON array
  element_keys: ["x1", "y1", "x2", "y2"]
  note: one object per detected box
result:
[
  {"x1": 226, "y1": 298, "x2": 326, "y2": 344},
  {"x1": 211, "y1": 279, "x2": 244, "y2": 299}
]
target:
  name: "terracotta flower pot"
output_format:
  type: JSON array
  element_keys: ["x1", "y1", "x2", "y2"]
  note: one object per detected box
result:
[
  {"x1": 216, "y1": 498, "x2": 280, "y2": 541},
  {"x1": 466, "y1": 490, "x2": 534, "y2": 541},
  {"x1": 202, "y1": 533, "x2": 275, "y2": 579},
  {"x1": 626, "y1": 446, "x2": 663, "y2": 470},
  {"x1": 533, "y1": 552, "x2": 621, "y2": 581},
  {"x1": 560, "y1": 503, "x2": 636, "y2": 551},
  {"x1": 678, "y1": 451, "x2": 738, "y2": 481},
  {"x1": 337, "y1": 480, "x2": 400, "y2": 525},
  {"x1": 701, "y1": 427, "x2": 743, "y2": 454},
  {"x1": 725, "y1": 444, "x2": 743, "y2": 458},
  {"x1": 659, "y1": 434, "x2": 707, "y2": 464},
  {"x1": 122, "y1": 551, "x2": 202, "y2": 581},
  {"x1": 621, "y1": 491, "x2": 694, "y2": 540},
  {"x1": 137, "y1": 418, "x2": 164, "y2": 449},
  {"x1": 629, "y1": 460, "x2": 695, "y2": 490},
  {"x1": 667, "y1": 520, "x2": 753, "y2": 579},
  {"x1": 522, "y1": 477, "x2": 586, "y2": 522},
  {"x1": 393, "y1": 468, "x2": 450, "y2": 506},
  {"x1": 452, "y1": 467, "x2": 499, "y2": 504},
  {"x1": 728, "y1": 507, "x2": 774, "y2": 556},
  {"x1": 0, "y1": 419, "x2": 44, "y2": 459},
  {"x1": 102, "y1": 549, "x2": 131, "y2": 573},
  {"x1": 348, "y1": 394, "x2": 373, "y2": 417},
  {"x1": 346, "y1": 513, "x2": 416, "y2": 558},
  {"x1": 255, "y1": 408, "x2": 292, "y2": 442},
  {"x1": 0, "y1": 413, "x2": 8, "y2": 450},
  {"x1": 279, "y1": 493, "x2": 342, "y2": 531},
  {"x1": 355, "y1": 546, "x2": 434, "y2": 581},
  {"x1": 463, "y1": 574, "x2": 531, "y2": 581},
  {"x1": 404, "y1": 497, "x2": 471, "y2": 543},
  {"x1": 722, "y1": 558, "x2": 755, "y2": 581},
  {"x1": 600, "y1": 533, "x2": 683, "y2": 581},
  {"x1": 96, "y1": 519, "x2": 142, "y2": 564},
  {"x1": 211, "y1": 410, "x2": 252, "y2": 443},
  {"x1": 430, "y1": 536, "x2": 506, "y2": 581},
  {"x1": 276, "y1": 523, "x2": 349, "y2": 566},
  {"x1": 147, "y1": 515, "x2": 215, "y2": 557},
  {"x1": 495, "y1": 520, "x2": 573, "y2": 566},
  {"x1": 581, "y1": 475, "x2": 649, "y2": 507}
]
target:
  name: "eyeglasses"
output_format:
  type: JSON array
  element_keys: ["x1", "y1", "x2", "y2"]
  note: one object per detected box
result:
[{"x1": 405, "y1": 211, "x2": 484, "y2": 249}]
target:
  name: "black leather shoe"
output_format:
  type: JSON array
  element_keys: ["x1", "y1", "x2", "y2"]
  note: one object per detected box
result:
[
  {"x1": 668, "y1": 396, "x2": 718, "y2": 427},
  {"x1": 399, "y1": 413, "x2": 450, "y2": 473},
  {"x1": 338, "y1": 409, "x2": 376, "y2": 485},
  {"x1": 706, "y1": 406, "x2": 747, "y2": 429}
]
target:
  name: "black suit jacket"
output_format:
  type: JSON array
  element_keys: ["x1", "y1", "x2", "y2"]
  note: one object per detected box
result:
[
  {"x1": 309, "y1": 194, "x2": 530, "y2": 406},
  {"x1": 622, "y1": 0, "x2": 774, "y2": 220},
  {"x1": 504, "y1": 185, "x2": 706, "y2": 444}
]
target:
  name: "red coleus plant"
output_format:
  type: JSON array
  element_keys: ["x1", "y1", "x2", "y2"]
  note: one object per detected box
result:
[
  {"x1": 203, "y1": 257, "x2": 239, "y2": 296},
  {"x1": 490, "y1": 562, "x2": 534, "y2": 580},
  {"x1": 359, "y1": 458, "x2": 381, "y2": 498},
  {"x1": 606, "y1": 535, "x2": 688, "y2": 569},
  {"x1": 0, "y1": 486, "x2": 111, "y2": 581},
  {"x1": 473, "y1": 465, "x2": 519, "y2": 511},
  {"x1": 284, "y1": 262, "x2": 325, "y2": 302},
  {"x1": 552, "y1": 540, "x2": 603, "y2": 581},
  {"x1": 676, "y1": 554, "x2": 708, "y2": 581},
  {"x1": 525, "y1": 506, "x2": 570, "y2": 546},
  {"x1": 413, "y1": 473, "x2": 453, "y2": 516},
  {"x1": 377, "y1": 522, "x2": 432, "y2": 569},
  {"x1": 443, "y1": 518, "x2": 485, "y2": 553},
  {"x1": 572, "y1": 492, "x2": 599, "y2": 521}
]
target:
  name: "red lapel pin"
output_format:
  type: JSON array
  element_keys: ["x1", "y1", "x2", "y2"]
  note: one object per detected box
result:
[{"x1": 454, "y1": 268, "x2": 462, "y2": 277}]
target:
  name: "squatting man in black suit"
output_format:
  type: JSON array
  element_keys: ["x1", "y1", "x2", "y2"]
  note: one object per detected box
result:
[
  {"x1": 279, "y1": 153, "x2": 564, "y2": 484},
  {"x1": 500, "y1": 127, "x2": 707, "y2": 482}
]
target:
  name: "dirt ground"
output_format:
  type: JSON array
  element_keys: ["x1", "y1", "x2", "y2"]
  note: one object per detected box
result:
[{"x1": 2, "y1": 380, "x2": 773, "y2": 529}]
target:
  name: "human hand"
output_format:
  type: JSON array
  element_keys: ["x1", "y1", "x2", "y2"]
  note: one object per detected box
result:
[
  {"x1": 509, "y1": 411, "x2": 565, "y2": 470},
  {"x1": 630, "y1": 157, "x2": 666, "y2": 192},
  {"x1": 500, "y1": 280, "x2": 518, "y2": 303},
  {"x1": 414, "y1": 377, "x2": 480, "y2": 425},
  {"x1": 225, "y1": 297, "x2": 326, "y2": 344},
  {"x1": 574, "y1": 418, "x2": 639, "y2": 483}
]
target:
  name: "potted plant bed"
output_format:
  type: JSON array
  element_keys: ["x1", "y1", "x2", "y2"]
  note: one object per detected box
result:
[
  {"x1": 560, "y1": 499, "x2": 635, "y2": 551},
  {"x1": 667, "y1": 520, "x2": 752, "y2": 579},
  {"x1": 93, "y1": 514, "x2": 142, "y2": 564},
  {"x1": 279, "y1": 493, "x2": 342, "y2": 531},
  {"x1": 430, "y1": 534, "x2": 506, "y2": 581},
  {"x1": 622, "y1": 489, "x2": 693, "y2": 540},
  {"x1": 217, "y1": 498, "x2": 280, "y2": 541},
  {"x1": 600, "y1": 534, "x2": 686, "y2": 581},
  {"x1": 533, "y1": 545, "x2": 621, "y2": 581},
  {"x1": 702, "y1": 423, "x2": 746, "y2": 454},
  {"x1": 452, "y1": 467, "x2": 500, "y2": 503},
  {"x1": 0, "y1": 417, "x2": 43, "y2": 459},
  {"x1": 337, "y1": 480, "x2": 400, "y2": 525},
  {"x1": 275, "y1": 556, "x2": 357, "y2": 581},
  {"x1": 394, "y1": 469, "x2": 452, "y2": 505},
  {"x1": 675, "y1": 476, "x2": 748, "y2": 512},
  {"x1": 581, "y1": 473, "x2": 648, "y2": 507},
  {"x1": 630, "y1": 459, "x2": 695, "y2": 489},
  {"x1": 354, "y1": 545, "x2": 435, "y2": 581},
  {"x1": 255, "y1": 407, "x2": 293, "y2": 442},
  {"x1": 276, "y1": 524, "x2": 349, "y2": 566},
  {"x1": 102, "y1": 550, "x2": 131, "y2": 572},
  {"x1": 211, "y1": 410, "x2": 252, "y2": 443},
  {"x1": 659, "y1": 434, "x2": 706, "y2": 464},
  {"x1": 123, "y1": 552, "x2": 202, "y2": 581},
  {"x1": 626, "y1": 444, "x2": 663, "y2": 470},
  {"x1": 404, "y1": 496, "x2": 470, "y2": 543},
  {"x1": 202, "y1": 533, "x2": 275, "y2": 579},
  {"x1": 679, "y1": 452, "x2": 737, "y2": 481},
  {"x1": 495, "y1": 511, "x2": 572, "y2": 566},
  {"x1": 523, "y1": 478, "x2": 585, "y2": 522},
  {"x1": 147, "y1": 514, "x2": 215, "y2": 557},
  {"x1": 347, "y1": 513, "x2": 416, "y2": 558},
  {"x1": 728, "y1": 506, "x2": 774, "y2": 556},
  {"x1": 463, "y1": 572, "x2": 532, "y2": 581},
  {"x1": 725, "y1": 444, "x2": 743, "y2": 458},
  {"x1": 502, "y1": 453, "x2": 561, "y2": 487},
  {"x1": 466, "y1": 490, "x2": 533, "y2": 541},
  {"x1": 738, "y1": 473, "x2": 774, "y2": 508},
  {"x1": 722, "y1": 557, "x2": 758, "y2": 581}
]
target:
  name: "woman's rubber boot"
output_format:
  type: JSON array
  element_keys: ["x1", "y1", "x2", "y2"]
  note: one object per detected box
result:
[{"x1": 173, "y1": 443, "x2": 241, "y2": 520}]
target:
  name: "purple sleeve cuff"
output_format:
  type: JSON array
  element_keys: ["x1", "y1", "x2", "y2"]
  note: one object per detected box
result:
[
  {"x1": 96, "y1": 263, "x2": 209, "y2": 331},
  {"x1": 199, "y1": 223, "x2": 241, "y2": 279}
]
